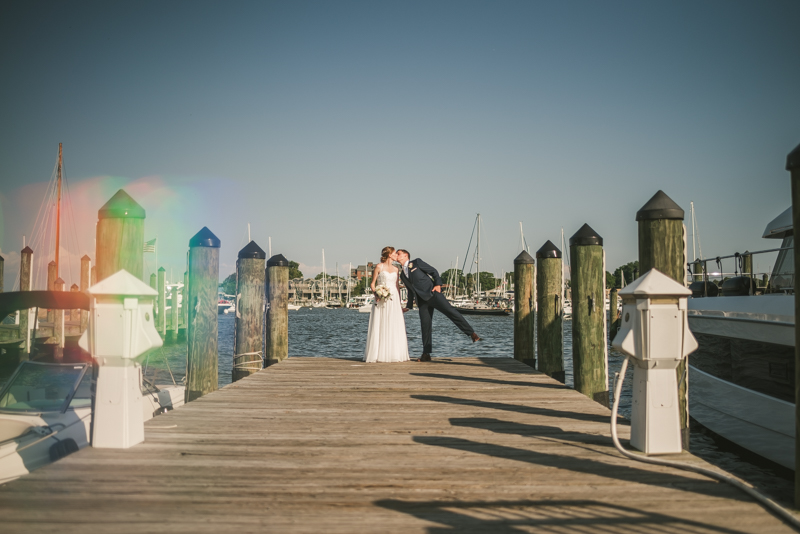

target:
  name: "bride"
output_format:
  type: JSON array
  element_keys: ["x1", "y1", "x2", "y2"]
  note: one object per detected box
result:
[{"x1": 363, "y1": 246, "x2": 410, "y2": 363}]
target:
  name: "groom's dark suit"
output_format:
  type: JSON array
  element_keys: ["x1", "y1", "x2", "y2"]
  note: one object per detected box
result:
[{"x1": 400, "y1": 258, "x2": 475, "y2": 354}]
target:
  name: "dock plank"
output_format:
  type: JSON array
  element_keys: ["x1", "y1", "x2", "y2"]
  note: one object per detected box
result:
[{"x1": 0, "y1": 356, "x2": 796, "y2": 533}]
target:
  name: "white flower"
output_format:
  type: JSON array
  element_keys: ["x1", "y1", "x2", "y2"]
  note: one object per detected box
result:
[{"x1": 374, "y1": 285, "x2": 392, "y2": 302}]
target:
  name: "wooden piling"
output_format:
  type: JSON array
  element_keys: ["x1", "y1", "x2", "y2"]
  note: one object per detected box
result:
[
  {"x1": 536, "y1": 241, "x2": 564, "y2": 383},
  {"x1": 569, "y1": 224, "x2": 608, "y2": 407},
  {"x1": 80, "y1": 255, "x2": 90, "y2": 332},
  {"x1": 169, "y1": 283, "x2": 179, "y2": 342},
  {"x1": 636, "y1": 189, "x2": 688, "y2": 449},
  {"x1": 265, "y1": 254, "x2": 289, "y2": 366},
  {"x1": 95, "y1": 189, "x2": 145, "y2": 283},
  {"x1": 233, "y1": 241, "x2": 266, "y2": 381},
  {"x1": 91, "y1": 266, "x2": 96, "y2": 287},
  {"x1": 182, "y1": 270, "x2": 189, "y2": 337},
  {"x1": 0, "y1": 254, "x2": 3, "y2": 293},
  {"x1": 786, "y1": 141, "x2": 800, "y2": 507},
  {"x1": 70, "y1": 284, "x2": 79, "y2": 322},
  {"x1": 186, "y1": 227, "x2": 220, "y2": 403},
  {"x1": 513, "y1": 250, "x2": 535, "y2": 367},
  {"x1": 52, "y1": 278, "x2": 65, "y2": 360},
  {"x1": 19, "y1": 247, "x2": 33, "y2": 359},
  {"x1": 157, "y1": 267, "x2": 166, "y2": 337},
  {"x1": 609, "y1": 288, "x2": 620, "y2": 338},
  {"x1": 47, "y1": 260, "x2": 57, "y2": 323}
]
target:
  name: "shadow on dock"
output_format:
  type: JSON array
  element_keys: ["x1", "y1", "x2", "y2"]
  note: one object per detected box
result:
[{"x1": 375, "y1": 498, "x2": 750, "y2": 533}]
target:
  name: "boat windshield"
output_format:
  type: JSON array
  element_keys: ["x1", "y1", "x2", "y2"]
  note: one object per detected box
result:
[
  {"x1": 0, "y1": 362, "x2": 88, "y2": 413},
  {"x1": 771, "y1": 235, "x2": 794, "y2": 292}
]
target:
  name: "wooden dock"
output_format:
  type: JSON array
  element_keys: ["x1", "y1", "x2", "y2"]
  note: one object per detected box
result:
[{"x1": 1, "y1": 356, "x2": 796, "y2": 532}]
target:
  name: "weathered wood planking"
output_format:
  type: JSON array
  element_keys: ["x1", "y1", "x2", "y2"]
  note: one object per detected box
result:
[{"x1": 0, "y1": 356, "x2": 796, "y2": 533}]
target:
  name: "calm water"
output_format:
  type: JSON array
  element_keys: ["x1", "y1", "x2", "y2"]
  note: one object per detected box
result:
[{"x1": 4, "y1": 308, "x2": 792, "y2": 503}]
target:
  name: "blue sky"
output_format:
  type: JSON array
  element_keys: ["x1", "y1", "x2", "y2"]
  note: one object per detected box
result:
[{"x1": 1, "y1": 1, "x2": 798, "y2": 288}]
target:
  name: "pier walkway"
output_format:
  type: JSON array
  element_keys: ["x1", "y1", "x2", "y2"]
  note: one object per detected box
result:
[{"x1": 1, "y1": 356, "x2": 795, "y2": 532}]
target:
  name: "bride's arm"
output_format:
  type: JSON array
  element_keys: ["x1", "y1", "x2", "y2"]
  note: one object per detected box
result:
[{"x1": 370, "y1": 263, "x2": 382, "y2": 294}]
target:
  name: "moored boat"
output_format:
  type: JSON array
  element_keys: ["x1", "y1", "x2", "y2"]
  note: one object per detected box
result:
[{"x1": 687, "y1": 206, "x2": 795, "y2": 470}]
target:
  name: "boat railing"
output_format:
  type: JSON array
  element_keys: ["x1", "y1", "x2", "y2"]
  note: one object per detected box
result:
[{"x1": 686, "y1": 246, "x2": 794, "y2": 296}]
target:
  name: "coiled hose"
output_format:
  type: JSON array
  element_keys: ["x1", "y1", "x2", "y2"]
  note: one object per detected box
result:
[{"x1": 610, "y1": 357, "x2": 800, "y2": 530}]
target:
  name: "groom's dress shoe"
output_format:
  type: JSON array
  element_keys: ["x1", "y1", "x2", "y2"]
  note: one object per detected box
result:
[
  {"x1": 471, "y1": 333, "x2": 482, "y2": 343},
  {"x1": 419, "y1": 354, "x2": 432, "y2": 362}
]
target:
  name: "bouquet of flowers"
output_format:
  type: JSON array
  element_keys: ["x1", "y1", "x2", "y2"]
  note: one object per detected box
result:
[{"x1": 374, "y1": 285, "x2": 392, "y2": 302}]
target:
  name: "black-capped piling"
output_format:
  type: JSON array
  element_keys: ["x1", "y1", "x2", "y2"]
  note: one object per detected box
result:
[
  {"x1": 80, "y1": 255, "x2": 91, "y2": 332},
  {"x1": 19, "y1": 246, "x2": 33, "y2": 359},
  {"x1": 536, "y1": 240, "x2": 564, "y2": 383},
  {"x1": 570, "y1": 224, "x2": 608, "y2": 406},
  {"x1": 265, "y1": 254, "x2": 289, "y2": 366},
  {"x1": 169, "y1": 283, "x2": 179, "y2": 342},
  {"x1": 186, "y1": 227, "x2": 220, "y2": 403},
  {"x1": 233, "y1": 241, "x2": 267, "y2": 381},
  {"x1": 157, "y1": 267, "x2": 166, "y2": 337},
  {"x1": 637, "y1": 190, "x2": 688, "y2": 449},
  {"x1": 95, "y1": 189, "x2": 145, "y2": 282},
  {"x1": 513, "y1": 250, "x2": 535, "y2": 367},
  {"x1": 47, "y1": 261, "x2": 57, "y2": 323},
  {"x1": 51, "y1": 277, "x2": 65, "y2": 360}
]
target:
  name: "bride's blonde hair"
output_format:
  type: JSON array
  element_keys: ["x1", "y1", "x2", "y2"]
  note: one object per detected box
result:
[{"x1": 380, "y1": 246, "x2": 395, "y2": 263}]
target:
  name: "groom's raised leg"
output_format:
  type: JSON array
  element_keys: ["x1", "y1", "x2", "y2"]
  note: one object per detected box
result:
[
  {"x1": 418, "y1": 300, "x2": 434, "y2": 355},
  {"x1": 429, "y1": 292, "x2": 475, "y2": 338}
]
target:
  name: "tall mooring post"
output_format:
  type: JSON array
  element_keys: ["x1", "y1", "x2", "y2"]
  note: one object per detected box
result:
[
  {"x1": 570, "y1": 224, "x2": 608, "y2": 406},
  {"x1": 513, "y1": 250, "x2": 535, "y2": 367},
  {"x1": 52, "y1": 277, "x2": 65, "y2": 360},
  {"x1": 609, "y1": 288, "x2": 620, "y2": 338},
  {"x1": 186, "y1": 227, "x2": 220, "y2": 403},
  {"x1": 80, "y1": 255, "x2": 91, "y2": 332},
  {"x1": 70, "y1": 284, "x2": 79, "y2": 322},
  {"x1": 636, "y1": 190, "x2": 688, "y2": 449},
  {"x1": 0, "y1": 254, "x2": 3, "y2": 293},
  {"x1": 233, "y1": 241, "x2": 266, "y2": 381},
  {"x1": 95, "y1": 189, "x2": 145, "y2": 283},
  {"x1": 19, "y1": 247, "x2": 33, "y2": 359},
  {"x1": 169, "y1": 284, "x2": 179, "y2": 342},
  {"x1": 536, "y1": 240, "x2": 564, "y2": 383},
  {"x1": 157, "y1": 267, "x2": 166, "y2": 337},
  {"x1": 785, "y1": 141, "x2": 800, "y2": 507},
  {"x1": 47, "y1": 261, "x2": 57, "y2": 323},
  {"x1": 265, "y1": 254, "x2": 289, "y2": 366},
  {"x1": 182, "y1": 270, "x2": 189, "y2": 337}
]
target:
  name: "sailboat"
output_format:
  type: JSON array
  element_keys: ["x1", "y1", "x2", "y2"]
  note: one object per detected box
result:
[{"x1": 455, "y1": 214, "x2": 511, "y2": 317}]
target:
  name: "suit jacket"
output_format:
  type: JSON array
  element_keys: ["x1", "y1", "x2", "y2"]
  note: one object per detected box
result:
[{"x1": 400, "y1": 258, "x2": 444, "y2": 309}]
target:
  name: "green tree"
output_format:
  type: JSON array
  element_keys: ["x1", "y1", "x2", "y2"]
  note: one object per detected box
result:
[
  {"x1": 288, "y1": 261, "x2": 303, "y2": 280},
  {"x1": 220, "y1": 272, "x2": 236, "y2": 295},
  {"x1": 465, "y1": 271, "x2": 498, "y2": 294},
  {"x1": 606, "y1": 271, "x2": 617, "y2": 289},
  {"x1": 353, "y1": 277, "x2": 369, "y2": 296},
  {"x1": 441, "y1": 268, "x2": 466, "y2": 291},
  {"x1": 614, "y1": 261, "x2": 639, "y2": 287}
]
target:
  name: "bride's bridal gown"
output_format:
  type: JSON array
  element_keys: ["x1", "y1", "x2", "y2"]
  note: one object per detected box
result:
[{"x1": 364, "y1": 269, "x2": 410, "y2": 363}]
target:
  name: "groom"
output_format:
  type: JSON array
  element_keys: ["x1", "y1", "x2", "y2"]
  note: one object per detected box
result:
[{"x1": 395, "y1": 249, "x2": 481, "y2": 362}]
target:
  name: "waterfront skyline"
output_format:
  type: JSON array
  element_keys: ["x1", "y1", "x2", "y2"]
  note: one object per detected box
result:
[{"x1": 1, "y1": 1, "x2": 799, "y2": 288}]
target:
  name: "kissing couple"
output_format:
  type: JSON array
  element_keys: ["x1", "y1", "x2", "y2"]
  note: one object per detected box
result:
[{"x1": 363, "y1": 246, "x2": 481, "y2": 363}]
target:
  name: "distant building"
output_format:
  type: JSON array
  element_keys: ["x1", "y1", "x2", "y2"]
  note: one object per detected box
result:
[{"x1": 352, "y1": 263, "x2": 374, "y2": 282}]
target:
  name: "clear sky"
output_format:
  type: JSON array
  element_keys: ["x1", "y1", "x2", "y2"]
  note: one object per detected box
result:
[{"x1": 1, "y1": 0, "x2": 798, "y2": 288}]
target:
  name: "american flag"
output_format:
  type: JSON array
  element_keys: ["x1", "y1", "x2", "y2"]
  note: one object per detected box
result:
[{"x1": 143, "y1": 238, "x2": 156, "y2": 253}]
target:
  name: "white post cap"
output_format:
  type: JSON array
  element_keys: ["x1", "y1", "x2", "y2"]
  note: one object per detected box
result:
[{"x1": 618, "y1": 268, "x2": 690, "y2": 299}]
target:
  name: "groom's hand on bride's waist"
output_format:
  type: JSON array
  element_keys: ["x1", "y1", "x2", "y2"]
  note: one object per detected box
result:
[{"x1": 432, "y1": 286, "x2": 441, "y2": 293}]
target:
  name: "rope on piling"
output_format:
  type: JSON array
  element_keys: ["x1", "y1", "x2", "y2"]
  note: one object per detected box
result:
[{"x1": 233, "y1": 350, "x2": 264, "y2": 370}]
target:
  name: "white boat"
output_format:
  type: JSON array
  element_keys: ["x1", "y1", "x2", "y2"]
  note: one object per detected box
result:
[
  {"x1": 687, "y1": 206, "x2": 795, "y2": 470},
  {"x1": 0, "y1": 359, "x2": 184, "y2": 484},
  {"x1": 356, "y1": 295, "x2": 375, "y2": 313},
  {"x1": 288, "y1": 303, "x2": 301, "y2": 311},
  {"x1": 224, "y1": 303, "x2": 236, "y2": 315}
]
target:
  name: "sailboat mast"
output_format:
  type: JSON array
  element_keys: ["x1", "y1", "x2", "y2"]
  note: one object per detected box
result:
[
  {"x1": 322, "y1": 249, "x2": 326, "y2": 302},
  {"x1": 476, "y1": 214, "x2": 481, "y2": 298},
  {"x1": 55, "y1": 143, "x2": 63, "y2": 278},
  {"x1": 691, "y1": 201, "x2": 696, "y2": 263}
]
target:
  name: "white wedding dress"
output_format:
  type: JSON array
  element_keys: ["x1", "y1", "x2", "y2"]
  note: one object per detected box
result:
[{"x1": 364, "y1": 269, "x2": 410, "y2": 363}]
